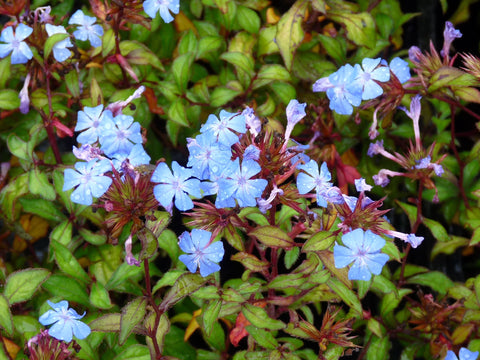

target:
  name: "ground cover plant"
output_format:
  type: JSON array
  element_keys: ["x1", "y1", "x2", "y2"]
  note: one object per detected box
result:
[{"x1": 1, "y1": 0, "x2": 480, "y2": 359}]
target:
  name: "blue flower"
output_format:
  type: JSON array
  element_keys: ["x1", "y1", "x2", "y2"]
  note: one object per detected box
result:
[
  {"x1": 112, "y1": 143, "x2": 151, "y2": 171},
  {"x1": 445, "y1": 348, "x2": 479, "y2": 360},
  {"x1": 45, "y1": 24, "x2": 73, "y2": 62},
  {"x1": 389, "y1": 57, "x2": 410, "y2": 84},
  {"x1": 151, "y1": 161, "x2": 201, "y2": 211},
  {"x1": 296, "y1": 160, "x2": 333, "y2": 208},
  {"x1": 75, "y1": 105, "x2": 115, "y2": 145},
  {"x1": 0, "y1": 24, "x2": 33, "y2": 64},
  {"x1": 143, "y1": 0, "x2": 180, "y2": 23},
  {"x1": 38, "y1": 300, "x2": 91, "y2": 342},
  {"x1": 414, "y1": 155, "x2": 444, "y2": 176},
  {"x1": 178, "y1": 229, "x2": 224, "y2": 277},
  {"x1": 68, "y1": 9, "x2": 104, "y2": 48},
  {"x1": 63, "y1": 159, "x2": 112, "y2": 205},
  {"x1": 99, "y1": 114, "x2": 142, "y2": 157},
  {"x1": 325, "y1": 64, "x2": 363, "y2": 115},
  {"x1": 334, "y1": 229, "x2": 389, "y2": 281},
  {"x1": 200, "y1": 110, "x2": 246, "y2": 147},
  {"x1": 187, "y1": 133, "x2": 232, "y2": 180},
  {"x1": 355, "y1": 58, "x2": 390, "y2": 100},
  {"x1": 216, "y1": 159, "x2": 268, "y2": 208}
]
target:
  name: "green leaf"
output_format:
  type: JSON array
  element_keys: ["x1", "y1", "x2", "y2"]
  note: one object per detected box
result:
[
  {"x1": 42, "y1": 274, "x2": 90, "y2": 306},
  {"x1": 429, "y1": 66, "x2": 478, "y2": 92},
  {"x1": 253, "y1": 64, "x2": 291, "y2": 89},
  {"x1": 395, "y1": 200, "x2": 417, "y2": 229},
  {"x1": 220, "y1": 51, "x2": 254, "y2": 76},
  {"x1": 327, "y1": 277, "x2": 362, "y2": 315},
  {"x1": 178, "y1": 30, "x2": 198, "y2": 55},
  {"x1": 406, "y1": 271, "x2": 454, "y2": 295},
  {"x1": 28, "y1": 168, "x2": 56, "y2": 201},
  {"x1": 431, "y1": 236, "x2": 469, "y2": 259},
  {"x1": 44, "y1": 33, "x2": 70, "y2": 61},
  {"x1": 172, "y1": 53, "x2": 195, "y2": 91},
  {"x1": 0, "y1": 295, "x2": 13, "y2": 336},
  {"x1": 65, "y1": 70, "x2": 80, "y2": 98},
  {"x1": 51, "y1": 240, "x2": 90, "y2": 283},
  {"x1": 249, "y1": 225, "x2": 295, "y2": 249},
  {"x1": 242, "y1": 303, "x2": 285, "y2": 330},
  {"x1": 245, "y1": 326, "x2": 279, "y2": 350},
  {"x1": 365, "y1": 333, "x2": 391, "y2": 360},
  {"x1": 422, "y1": 217, "x2": 449, "y2": 242},
  {"x1": 159, "y1": 273, "x2": 207, "y2": 312},
  {"x1": 329, "y1": 12, "x2": 376, "y2": 48},
  {"x1": 202, "y1": 299, "x2": 222, "y2": 336},
  {"x1": 237, "y1": 6, "x2": 260, "y2": 33},
  {"x1": 197, "y1": 36, "x2": 223, "y2": 60},
  {"x1": 120, "y1": 297, "x2": 147, "y2": 345},
  {"x1": 303, "y1": 231, "x2": 337, "y2": 252},
  {"x1": 152, "y1": 270, "x2": 184, "y2": 293},
  {"x1": 137, "y1": 227, "x2": 159, "y2": 261},
  {"x1": 89, "y1": 313, "x2": 121, "y2": 332},
  {"x1": 0, "y1": 89, "x2": 20, "y2": 110},
  {"x1": 0, "y1": 173, "x2": 29, "y2": 221},
  {"x1": 284, "y1": 247, "x2": 300, "y2": 269},
  {"x1": 114, "y1": 344, "x2": 150, "y2": 360},
  {"x1": 4, "y1": 268, "x2": 50, "y2": 304},
  {"x1": 317, "y1": 34, "x2": 346, "y2": 64},
  {"x1": 90, "y1": 282, "x2": 112, "y2": 309},
  {"x1": 79, "y1": 228, "x2": 107, "y2": 245},
  {"x1": 210, "y1": 86, "x2": 242, "y2": 107},
  {"x1": 276, "y1": 0, "x2": 308, "y2": 70},
  {"x1": 167, "y1": 99, "x2": 189, "y2": 126},
  {"x1": 380, "y1": 288, "x2": 412, "y2": 316},
  {"x1": 269, "y1": 81, "x2": 296, "y2": 104},
  {"x1": 18, "y1": 197, "x2": 66, "y2": 222},
  {"x1": 258, "y1": 26, "x2": 279, "y2": 56},
  {"x1": 145, "y1": 312, "x2": 170, "y2": 356},
  {"x1": 231, "y1": 252, "x2": 269, "y2": 273},
  {"x1": 7, "y1": 134, "x2": 31, "y2": 162}
]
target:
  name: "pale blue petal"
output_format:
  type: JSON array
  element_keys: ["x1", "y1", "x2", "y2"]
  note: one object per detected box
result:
[
  {"x1": 348, "y1": 260, "x2": 372, "y2": 281},
  {"x1": 71, "y1": 319, "x2": 91, "y2": 339},
  {"x1": 48, "y1": 320, "x2": 73, "y2": 342},
  {"x1": 459, "y1": 348, "x2": 479, "y2": 360},
  {"x1": 71, "y1": 184, "x2": 93, "y2": 205},
  {"x1": 0, "y1": 44, "x2": 12, "y2": 58},
  {"x1": 151, "y1": 162, "x2": 173, "y2": 183},
  {"x1": 89, "y1": 176, "x2": 112, "y2": 197},
  {"x1": 203, "y1": 241, "x2": 224, "y2": 262},
  {"x1": 365, "y1": 253, "x2": 389, "y2": 275},
  {"x1": 63, "y1": 169, "x2": 82, "y2": 191},
  {"x1": 296, "y1": 172, "x2": 315, "y2": 194},
  {"x1": 445, "y1": 351, "x2": 458, "y2": 360},
  {"x1": 179, "y1": 254, "x2": 199, "y2": 273},
  {"x1": 38, "y1": 310, "x2": 62, "y2": 326},
  {"x1": 159, "y1": 6, "x2": 174, "y2": 23},
  {"x1": 178, "y1": 232, "x2": 195, "y2": 253},
  {"x1": 362, "y1": 81, "x2": 384, "y2": 101},
  {"x1": 0, "y1": 27, "x2": 14, "y2": 43},
  {"x1": 174, "y1": 191, "x2": 194, "y2": 211},
  {"x1": 153, "y1": 184, "x2": 175, "y2": 208},
  {"x1": 363, "y1": 230, "x2": 386, "y2": 252},
  {"x1": 198, "y1": 258, "x2": 220, "y2": 277},
  {"x1": 333, "y1": 244, "x2": 355, "y2": 268}
]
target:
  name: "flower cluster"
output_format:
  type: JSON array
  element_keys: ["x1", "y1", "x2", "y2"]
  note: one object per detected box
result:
[
  {"x1": 313, "y1": 57, "x2": 410, "y2": 115},
  {"x1": 63, "y1": 88, "x2": 150, "y2": 206},
  {"x1": 151, "y1": 109, "x2": 268, "y2": 212},
  {"x1": 367, "y1": 95, "x2": 445, "y2": 201}
]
